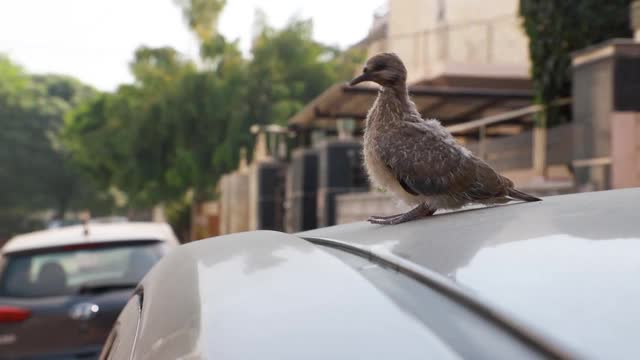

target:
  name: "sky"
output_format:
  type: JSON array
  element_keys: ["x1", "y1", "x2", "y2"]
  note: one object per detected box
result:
[{"x1": 0, "y1": 0, "x2": 385, "y2": 91}]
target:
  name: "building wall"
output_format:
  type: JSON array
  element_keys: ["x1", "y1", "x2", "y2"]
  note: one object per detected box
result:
[
  {"x1": 446, "y1": 0, "x2": 528, "y2": 65},
  {"x1": 388, "y1": 0, "x2": 436, "y2": 80},
  {"x1": 384, "y1": 0, "x2": 529, "y2": 83},
  {"x1": 366, "y1": 37, "x2": 388, "y2": 58}
]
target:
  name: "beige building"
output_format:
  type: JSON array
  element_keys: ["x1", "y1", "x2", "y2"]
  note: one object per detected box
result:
[
  {"x1": 286, "y1": 0, "x2": 570, "y2": 226},
  {"x1": 360, "y1": 0, "x2": 530, "y2": 86},
  {"x1": 291, "y1": 0, "x2": 534, "y2": 137}
]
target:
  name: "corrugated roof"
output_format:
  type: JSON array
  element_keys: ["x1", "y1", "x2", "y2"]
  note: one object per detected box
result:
[{"x1": 288, "y1": 82, "x2": 532, "y2": 130}]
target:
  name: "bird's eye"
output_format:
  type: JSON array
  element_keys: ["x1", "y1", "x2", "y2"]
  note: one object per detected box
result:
[{"x1": 363, "y1": 67, "x2": 369, "y2": 73}]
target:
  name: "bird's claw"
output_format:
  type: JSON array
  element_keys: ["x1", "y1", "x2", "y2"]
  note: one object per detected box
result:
[
  {"x1": 368, "y1": 214, "x2": 399, "y2": 221},
  {"x1": 368, "y1": 215, "x2": 403, "y2": 225},
  {"x1": 367, "y1": 205, "x2": 436, "y2": 225}
]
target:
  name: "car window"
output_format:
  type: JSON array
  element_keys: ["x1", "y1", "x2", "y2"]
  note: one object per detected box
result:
[{"x1": 0, "y1": 241, "x2": 166, "y2": 298}]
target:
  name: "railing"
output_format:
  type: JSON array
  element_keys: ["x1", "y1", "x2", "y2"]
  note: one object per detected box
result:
[
  {"x1": 571, "y1": 157, "x2": 611, "y2": 168},
  {"x1": 446, "y1": 99, "x2": 573, "y2": 175}
]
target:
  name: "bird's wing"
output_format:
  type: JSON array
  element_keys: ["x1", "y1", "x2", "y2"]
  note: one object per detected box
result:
[{"x1": 379, "y1": 119, "x2": 512, "y2": 201}]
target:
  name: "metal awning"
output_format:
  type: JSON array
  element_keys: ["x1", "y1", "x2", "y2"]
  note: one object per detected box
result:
[{"x1": 288, "y1": 82, "x2": 533, "y2": 130}]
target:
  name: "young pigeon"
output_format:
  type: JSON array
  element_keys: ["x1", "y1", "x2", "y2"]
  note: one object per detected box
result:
[{"x1": 350, "y1": 53, "x2": 540, "y2": 225}]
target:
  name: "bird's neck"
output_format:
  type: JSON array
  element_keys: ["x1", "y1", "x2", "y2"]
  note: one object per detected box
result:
[
  {"x1": 371, "y1": 83, "x2": 416, "y2": 121},
  {"x1": 382, "y1": 83, "x2": 410, "y2": 104}
]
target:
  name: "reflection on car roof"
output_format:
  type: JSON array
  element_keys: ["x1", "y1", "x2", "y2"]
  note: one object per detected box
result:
[{"x1": 299, "y1": 188, "x2": 640, "y2": 359}]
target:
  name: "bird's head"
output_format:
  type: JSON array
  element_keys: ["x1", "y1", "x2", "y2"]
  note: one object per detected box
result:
[{"x1": 349, "y1": 53, "x2": 407, "y2": 88}]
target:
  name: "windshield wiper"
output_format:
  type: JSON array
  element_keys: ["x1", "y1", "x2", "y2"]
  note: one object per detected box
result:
[{"x1": 76, "y1": 283, "x2": 138, "y2": 294}]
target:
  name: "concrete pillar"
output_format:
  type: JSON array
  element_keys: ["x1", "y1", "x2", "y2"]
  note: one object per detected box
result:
[
  {"x1": 151, "y1": 205, "x2": 166, "y2": 223},
  {"x1": 632, "y1": 0, "x2": 640, "y2": 41},
  {"x1": 478, "y1": 125, "x2": 487, "y2": 160},
  {"x1": 217, "y1": 175, "x2": 231, "y2": 234},
  {"x1": 571, "y1": 40, "x2": 640, "y2": 189},
  {"x1": 533, "y1": 126, "x2": 547, "y2": 177},
  {"x1": 229, "y1": 173, "x2": 249, "y2": 233},
  {"x1": 611, "y1": 112, "x2": 640, "y2": 188}
]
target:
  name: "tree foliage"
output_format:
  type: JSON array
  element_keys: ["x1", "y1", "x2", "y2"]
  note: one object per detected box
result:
[
  {"x1": 247, "y1": 18, "x2": 363, "y2": 126},
  {"x1": 64, "y1": 15, "x2": 362, "y2": 208},
  {"x1": 0, "y1": 56, "x2": 112, "y2": 238},
  {"x1": 57, "y1": 6, "x2": 364, "y2": 238},
  {"x1": 64, "y1": 45, "x2": 246, "y2": 205},
  {"x1": 3, "y1": 3, "x2": 363, "y2": 239},
  {"x1": 174, "y1": 0, "x2": 226, "y2": 41},
  {"x1": 519, "y1": 0, "x2": 633, "y2": 126}
]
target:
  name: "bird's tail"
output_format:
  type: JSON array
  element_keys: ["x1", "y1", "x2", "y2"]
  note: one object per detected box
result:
[{"x1": 507, "y1": 188, "x2": 542, "y2": 202}]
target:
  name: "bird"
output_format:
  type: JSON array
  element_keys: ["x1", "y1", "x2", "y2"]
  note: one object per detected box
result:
[{"x1": 349, "y1": 53, "x2": 541, "y2": 225}]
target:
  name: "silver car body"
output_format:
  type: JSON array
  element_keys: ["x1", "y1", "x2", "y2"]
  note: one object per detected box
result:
[{"x1": 102, "y1": 188, "x2": 640, "y2": 360}]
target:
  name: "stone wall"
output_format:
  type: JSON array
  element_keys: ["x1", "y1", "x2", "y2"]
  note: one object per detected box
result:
[{"x1": 459, "y1": 124, "x2": 574, "y2": 172}]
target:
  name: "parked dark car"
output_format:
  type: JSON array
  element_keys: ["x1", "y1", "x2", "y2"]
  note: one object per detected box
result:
[
  {"x1": 0, "y1": 222, "x2": 178, "y2": 360},
  {"x1": 100, "y1": 188, "x2": 640, "y2": 360}
]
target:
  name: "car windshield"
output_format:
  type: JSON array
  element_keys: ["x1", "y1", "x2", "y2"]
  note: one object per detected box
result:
[{"x1": 0, "y1": 241, "x2": 167, "y2": 298}]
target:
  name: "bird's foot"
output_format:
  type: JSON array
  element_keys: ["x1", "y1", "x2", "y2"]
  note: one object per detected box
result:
[
  {"x1": 367, "y1": 216, "x2": 400, "y2": 224},
  {"x1": 368, "y1": 213, "x2": 402, "y2": 221},
  {"x1": 367, "y1": 204, "x2": 436, "y2": 225}
]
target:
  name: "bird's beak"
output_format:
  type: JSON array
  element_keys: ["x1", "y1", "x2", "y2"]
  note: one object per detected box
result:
[{"x1": 349, "y1": 73, "x2": 370, "y2": 86}]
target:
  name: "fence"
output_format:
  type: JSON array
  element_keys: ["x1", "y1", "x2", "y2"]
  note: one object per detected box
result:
[{"x1": 463, "y1": 123, "x2": 573, "y2": 172}]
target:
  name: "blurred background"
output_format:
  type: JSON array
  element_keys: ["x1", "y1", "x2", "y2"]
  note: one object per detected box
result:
[{"x1": 1, "y1": 0, "x2": 639, "y2": 244}]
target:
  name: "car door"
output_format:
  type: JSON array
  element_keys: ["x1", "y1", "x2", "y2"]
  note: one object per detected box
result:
[{"x1": 100, "y1": 294, "x2": 142, "y2": 360}]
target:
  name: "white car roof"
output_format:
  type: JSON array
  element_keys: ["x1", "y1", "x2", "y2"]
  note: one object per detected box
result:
[{"x1": 2, "y1": 222, "x2": 179, "y2": 254}]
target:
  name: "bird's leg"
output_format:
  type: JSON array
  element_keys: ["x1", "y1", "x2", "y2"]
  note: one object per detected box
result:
[
  {"x1": 368, "y1": 209, "x2": 421, "y2": 222},
  {"x1": 368, "y1": 213, "x2": 403, "y2": 221},
  {"x1": 368, "y1": 203, "x2": 436, "y2": 225},
  {"x1": 368, "y1": 205, "x2": 429, "y2": 221}
]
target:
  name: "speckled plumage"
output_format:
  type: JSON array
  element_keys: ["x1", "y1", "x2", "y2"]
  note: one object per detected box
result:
[{"x1": 351, "y1": 53, "x2": 540, "y2": 224}]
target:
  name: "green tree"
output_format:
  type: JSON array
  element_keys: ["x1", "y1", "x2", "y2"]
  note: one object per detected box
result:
[
  {"x1": 0, "y1": 56, "x2": 112, "y2": 239},
  {"x1": 64, "y1": 42, "x2": 247, "y2": 206},
  {"x1": 62, "y1": 9, "x2": 364, "y2": 237},
  {"x1": 246, "y1": 18, "x2": 363, "y2": 127},
  {"x1": 174, "y1": 0, "x2": 226, "y2": 41},
  {"x1": 519, "y1": 0, "x2": 633, "y2": 126}
]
